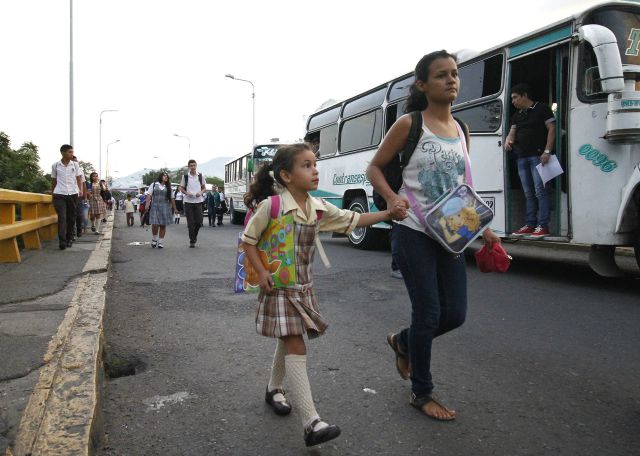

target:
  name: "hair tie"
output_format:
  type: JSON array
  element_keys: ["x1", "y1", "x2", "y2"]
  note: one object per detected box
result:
[{"x1": 268, "y1": 170, "x2": 275, "y2": 178}]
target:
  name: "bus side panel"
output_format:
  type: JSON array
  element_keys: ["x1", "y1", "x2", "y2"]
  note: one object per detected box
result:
[
  {"x1": 316, "y1": 150, "x2": 377, "y2": 209},
  {"x1": 569, "y1": 103, "x2": 637, "y2": 245}
]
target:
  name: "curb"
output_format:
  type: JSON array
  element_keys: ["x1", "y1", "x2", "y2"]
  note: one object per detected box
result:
[{"x1": 8, "y1": 215, "x2": 114, "y2": 456}]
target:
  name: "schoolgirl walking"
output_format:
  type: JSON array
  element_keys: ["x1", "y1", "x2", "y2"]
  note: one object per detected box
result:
[
  {"x1": 242, "y1": 143, "x2": 406, "y2": 446},
  {"x1": 87, "y1": 172, "x2": 106, "y2": 234}
]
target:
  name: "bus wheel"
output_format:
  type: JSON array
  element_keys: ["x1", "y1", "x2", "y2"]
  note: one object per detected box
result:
[
  {"x1": 230, "y1": 201, "x2": 245, "y2": 225},
  {"x1": 348, "y1": 197, "x2": 385, "y2": 250}
]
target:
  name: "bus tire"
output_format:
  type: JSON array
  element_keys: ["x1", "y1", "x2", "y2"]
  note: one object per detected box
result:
[
  {"x1": 230, "y1": 201, "x2": 245, "y2": 225},
  {"x1": 347, "y1": 197, "x2": 385, "y2": 250}
]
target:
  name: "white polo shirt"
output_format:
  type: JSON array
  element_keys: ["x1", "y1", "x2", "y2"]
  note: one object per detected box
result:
[
  {"x1": 181, "y1": 172, "x2": 206, "y2": 204},
  {"x1": 52, "y1": 160, "x2": 82, "y2": 195}
]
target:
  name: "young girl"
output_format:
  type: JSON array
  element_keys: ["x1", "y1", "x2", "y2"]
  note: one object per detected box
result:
[
  {"x1": 242, "y1": 143, "x2": 406, "y2": 447},
  {"x1": 88, "y1": 172, "x2": 106, "y2": 234},
  {"x1": 145, "y1": 172, "x2": 177, "y2": 248},
  {"x1": 367, "y1": 50, "x2": 500, "y2": 421}
]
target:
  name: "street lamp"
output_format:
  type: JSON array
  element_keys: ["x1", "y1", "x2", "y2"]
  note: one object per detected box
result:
[
  {"x1": 99, "y1": 109, "x2": 119, "y2": 177},
  {"x1": 225, "y1": 74, "x2": 255, "y2": 150},
  {"x1": 173, "y1": 134, "x2": 191, "y2": 161},
  {"x1": 106, "y1": 139, "x2": 120, "y2": 184}
]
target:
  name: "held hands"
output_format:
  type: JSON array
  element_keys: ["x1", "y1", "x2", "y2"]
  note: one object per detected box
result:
[
  {"x1": 386, "y1": 196, "x2": 409, "y2": 221},
  {"x1": 258, "y1": 269, "x2": 274, "y2": 293}
]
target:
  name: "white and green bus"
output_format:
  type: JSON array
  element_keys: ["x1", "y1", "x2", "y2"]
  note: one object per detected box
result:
[
  {"x1": 225, "y1": 143, "x2": 281, "y2": 225},
  {"x1": 305, "y1": 1, "x2": 640, "y2": 276}
]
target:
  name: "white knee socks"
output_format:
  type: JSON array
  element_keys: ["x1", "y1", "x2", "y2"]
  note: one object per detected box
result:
[
  {"x1": 268, "y1": 339, "x2": 286, "y2": 393},
  {"x1": 285, "y1": 354, "x2": 327, "y2": 431}
]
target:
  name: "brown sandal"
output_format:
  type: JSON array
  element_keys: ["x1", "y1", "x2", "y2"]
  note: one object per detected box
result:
[
  {"x1": 410, "y1": 393, "x2": 456, "y2": 421},
  {"x1": 386, "y1": 333, "x2": 410, "y2": 380}
]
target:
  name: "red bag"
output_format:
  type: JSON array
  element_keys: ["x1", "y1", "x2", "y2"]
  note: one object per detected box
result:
[{"x1": 474, "y1": 243, "x2": 512, "y2": 273}]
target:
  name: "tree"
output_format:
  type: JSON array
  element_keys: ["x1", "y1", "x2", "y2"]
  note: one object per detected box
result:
[
  {"x1": 206, "y1": 176, "x2": 224, "y2": 188},
  {"x1": 78, "y1": 161, "x2": 96, "y2": 176},
  {"x1": 0, "y1": 132, "x2": 50, "y2": 193},
  {"x1": 142, "y1": 168, "x2": 170, "y2": 186}
]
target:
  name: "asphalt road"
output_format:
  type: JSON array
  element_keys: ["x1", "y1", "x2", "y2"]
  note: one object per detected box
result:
[{"x1": 99, "y1": 211, "x2": 640, "y2": 456}]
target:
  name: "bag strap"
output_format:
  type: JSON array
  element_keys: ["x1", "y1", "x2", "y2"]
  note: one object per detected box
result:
[
  {"x1": 400, "y1": 110, "x2": 424, "y2": 168},
  {"x1": 269, "y1": 194, "x2": 281, "y2": 219}
]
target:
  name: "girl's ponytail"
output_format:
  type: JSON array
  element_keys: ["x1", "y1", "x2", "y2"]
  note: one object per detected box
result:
[{"x1": 244, "y1": 162, "x2": 277, "y2": 210}]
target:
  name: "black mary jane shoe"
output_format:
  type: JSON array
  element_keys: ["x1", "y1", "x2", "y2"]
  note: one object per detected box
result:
[
  {"x1": 304, "y1": 419, "x2": 341, "y2": 447},
  {"x1": 265, "y1": 387, "x2": 291, "y2": 416}
]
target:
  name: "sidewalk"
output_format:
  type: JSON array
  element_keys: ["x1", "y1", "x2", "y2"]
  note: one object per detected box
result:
[{"x1": 0, "y1": 215, "x2": 114, "y2": 456}]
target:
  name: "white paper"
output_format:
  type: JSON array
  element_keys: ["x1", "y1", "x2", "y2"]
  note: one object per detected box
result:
[{"x1": 536, "y1": 154, "x2": 564, "y2": 185}]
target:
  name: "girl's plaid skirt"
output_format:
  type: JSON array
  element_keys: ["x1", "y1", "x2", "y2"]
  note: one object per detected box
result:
[
  {"x1": 88, "y1": 187, "x2": 106, "y2": 217},
  {"x1": 256, "y1": 283, "x2": 327, "y2": 338}
]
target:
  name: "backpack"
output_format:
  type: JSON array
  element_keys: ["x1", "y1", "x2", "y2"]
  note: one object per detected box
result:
[
  {"x1": 182, "y1": 173, "x2": 203, "y2": 189},
  {"x1": 372, "y1": 111, "x2": 469, "y2": 211}
]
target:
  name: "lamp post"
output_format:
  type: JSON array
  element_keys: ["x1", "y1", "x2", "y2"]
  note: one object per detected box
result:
[
  {"x1": 106, "y1": 139, "x2": 120, "y2": 185},
  {"x1": 69, "y1": 0, "x2": 74, "y2": 144},
  {"x1": 99, "y1": 109, "x2": 119, "y2": 178},
  {"x1": 173, "y1": 134, "x2": 191, "y2": 161},
  {"x1": 225, "y1": 74, "x2": 255, "y2": 150}
]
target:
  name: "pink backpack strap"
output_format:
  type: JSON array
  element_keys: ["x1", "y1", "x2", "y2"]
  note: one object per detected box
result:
[
  {"x1": 243, "y1": 209, "x2": 253, "y2": 227},
  {"x1": 269, "y1": 195, "x2": 281, "y2": 219}
]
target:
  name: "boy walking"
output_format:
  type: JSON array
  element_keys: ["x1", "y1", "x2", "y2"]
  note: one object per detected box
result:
[{"x1": 179, "y1": 159, "x2": 206, "y2": 247}]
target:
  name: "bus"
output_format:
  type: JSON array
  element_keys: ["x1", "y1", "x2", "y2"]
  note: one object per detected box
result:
[
  {"x1": 225, "y1": 143, "x2": 281, "y2": 224},
  {"x1": 304, "y1": 1, "x2": 640, "y2": 276}
]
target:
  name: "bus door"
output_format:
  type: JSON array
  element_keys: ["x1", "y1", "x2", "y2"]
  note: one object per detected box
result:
[
  {"x1": 506, "y1": 38, "x2": 571, "y2": 240},
  {"x1": 453, "y1": 54, "x2": 506, "y2": 235}
]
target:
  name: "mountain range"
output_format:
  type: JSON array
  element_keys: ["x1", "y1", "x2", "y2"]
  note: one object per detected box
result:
[{"x1": 110, "y1": 156, "x2": 233, "y2": 189}]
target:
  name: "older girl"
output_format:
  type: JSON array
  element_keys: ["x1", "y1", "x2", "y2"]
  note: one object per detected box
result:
[
  {"x1": 145, "y1": 172, "x2": 177, "y2": 248},
  {"x1": 367, "y1": 50, "x2": 500, "y2": 421},
  {"x1": 88, "y1": 172, "x2": 106, "y2": 234}
]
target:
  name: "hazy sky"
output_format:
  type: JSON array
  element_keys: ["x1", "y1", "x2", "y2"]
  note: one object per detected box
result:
[{"x1": 0, "y1": 0, "x2": 603, "y2": 178}]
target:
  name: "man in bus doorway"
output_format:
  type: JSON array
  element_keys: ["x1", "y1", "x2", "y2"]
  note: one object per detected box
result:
[
  {"x1": 180, "y1": 159, "x2": 206, "y2": 247},
  {"x1": 504, "y1": 82, "x2": 556, "y2": 238}
]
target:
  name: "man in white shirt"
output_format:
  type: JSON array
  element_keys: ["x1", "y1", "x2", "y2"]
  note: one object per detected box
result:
[
  {"x1": 179, "y1": 159, "x2": 206, "y2": 247},
  {"x1": 51, "y1": 145, "x2": 83, "y2": 250}
]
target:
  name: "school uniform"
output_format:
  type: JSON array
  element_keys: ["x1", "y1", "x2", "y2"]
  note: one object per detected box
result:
[
  {"x1": 146, "y1": 183, "x2": 174, "y2": 226},
  {"x1": 51, "y1": 159, "x2": 82, "y2": 245},
  {"x1": 242, "y1": 189, "x2": 360, "y2": 339}
]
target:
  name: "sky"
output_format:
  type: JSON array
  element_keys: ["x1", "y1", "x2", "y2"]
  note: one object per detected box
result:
[{"x1": 0, "y1": 0, "x2": 605, "y2": 179}]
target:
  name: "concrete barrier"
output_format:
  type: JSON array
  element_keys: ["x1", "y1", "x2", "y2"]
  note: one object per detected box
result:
[{"x1": 8, "y1": 214, "x2": 113, "y2": 456}]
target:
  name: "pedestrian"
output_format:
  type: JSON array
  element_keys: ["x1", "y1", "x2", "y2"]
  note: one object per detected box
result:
[
  {"x1": 124, "y1": 194, "x2": 135, "y2": 227},
  {"x1": 100, "y1": 180, "x2": 111, "y2": 222},
  {"x1": 174, "y1": 211, "x2": 181, "y2": 224},
  {"x1": 132, "y1": 195, "x2": 139, "y2": 212},
  {"x1": 216, "y1": 188, "x2": 227, "y2": 226},
  {"x1": 145, "y1": 172, "x2": 177, "y2": 249},
  {"x1": 206, "y1": 187, "x2": 216, "y2": 227},
  {"x1": 174, "y1": 187, "x2": 184, "y2": 215},
  {"x1": 51, "y1": 144, "x2": 83, "y2": 250},
  {"x1": 88, "y1": 172, "x2": 107, "y2": 234},
  {"x1": 139, "y1": 193, "x2": 147, "y2": 227},
  {"x1": 71, "y1": 155, "x2": 87, "y2": 238},
  {"x1": 504, "y1": 82, "x2": 556, "y2": 238},
  {"x1": 179, "y1": 159, "x2": 206, "y2": 247},
  {"x1": 241, "y1": 143, "x2": 406, "y2": 447},
  {"x1": 367, "y1": 50, "x2": 500, "y2": 421}
]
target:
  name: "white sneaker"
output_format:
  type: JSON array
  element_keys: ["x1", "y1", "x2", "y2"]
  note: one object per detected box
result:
[
  {"x1": 157, "y1": 242, "x2": 164, "y2": 249},
  {"x1": 151, "y1": 240, "x2": 158, "y2": 248},
  {"x1": 391, "y1": 270, "x2": 403, "y2": 279}
]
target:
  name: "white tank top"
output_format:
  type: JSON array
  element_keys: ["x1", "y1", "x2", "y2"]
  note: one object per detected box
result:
[{"x1": 397, "y1": 124, "x2": 467, "y2": 233}]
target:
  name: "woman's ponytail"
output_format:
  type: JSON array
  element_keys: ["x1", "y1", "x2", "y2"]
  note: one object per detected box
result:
[{"x1": 244, "y1": 162, "x2": 277, "y2": 210}]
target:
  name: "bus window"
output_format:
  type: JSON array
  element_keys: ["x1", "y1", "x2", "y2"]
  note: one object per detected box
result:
[
  {"x1": 339, "y1": 109, "x2": 383, "y2": 153},
  {"x1": 455, "y1": 54, "x2": 503, "y2": 105},
  {"x1": 342, "y1": 88, "x2": 386, "y2": 118},
  {"x1": 385, "y1": 100, "x2": 408, "y2": 132},
  {"x1": 305, "y1": 124, "x2": 338, "y2": 158},
  {"x1": 388, "y1": 75, "x2": 415, "y2": 102},
  {"x1": 308, "y1": 106, "x2": 340, "y2": 131},
  {"x1": 453, "y1": 99, "x2": 502, "y2": 133}
]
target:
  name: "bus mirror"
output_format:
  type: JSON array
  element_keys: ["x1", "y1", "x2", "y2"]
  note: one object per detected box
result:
[
  {"x1": 247, "y1": 159, "x2": 254, "y2": 173},
  {"x1": 578, "y1": 24, "x2": 624, "y2": 93}
]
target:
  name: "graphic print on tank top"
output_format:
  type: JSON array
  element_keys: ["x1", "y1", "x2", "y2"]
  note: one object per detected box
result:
[{"x1": 415, "y1": 133, "x2": 465, "y2": 203}]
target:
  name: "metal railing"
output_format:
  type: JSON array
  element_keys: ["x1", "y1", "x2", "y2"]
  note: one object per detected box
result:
[{"x1": 0, "y1": 189, "x2": 58, "y2": 263}]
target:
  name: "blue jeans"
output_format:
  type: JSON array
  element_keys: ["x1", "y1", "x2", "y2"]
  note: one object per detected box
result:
[
  {"x1": 391, "y1": 224, "x2": 467, "y2": 397},
  {"x1": 517, "y1": 156, "x2": 549, "y2": 228}
]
